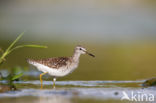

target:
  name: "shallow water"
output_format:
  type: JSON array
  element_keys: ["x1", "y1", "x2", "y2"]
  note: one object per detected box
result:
[{"x1": 0, "y1": 80, "x2": 156, "y2": 103}]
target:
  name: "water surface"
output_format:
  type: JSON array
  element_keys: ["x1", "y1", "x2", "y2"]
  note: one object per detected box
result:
[{"x1": 0, "y1": 80, "x2": 156, "y2": 103}]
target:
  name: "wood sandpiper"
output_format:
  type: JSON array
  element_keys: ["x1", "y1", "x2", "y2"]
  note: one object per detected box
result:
[{"x1": 27, "y1": 45, "x2": 95, "y2": 88}]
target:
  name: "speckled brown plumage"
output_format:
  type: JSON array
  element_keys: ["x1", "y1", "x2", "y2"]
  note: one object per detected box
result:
[{"x1": 28, "y1": 57, "x2": 71, "y2": 69}]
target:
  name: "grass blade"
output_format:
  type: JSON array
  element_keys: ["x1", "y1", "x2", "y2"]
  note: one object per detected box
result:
[
  {"x1": 11, "y1": 72, "x2": 23, "y2": 81},
  {"x1": 9, "y1": 45, "x2": 47, "y2": 53},
  {"x1": 6, "y1": 32, "x2": 24, "y2": 52},
  {"x1": 0, "y1": 32, "x2": 24, "y2": 64}
]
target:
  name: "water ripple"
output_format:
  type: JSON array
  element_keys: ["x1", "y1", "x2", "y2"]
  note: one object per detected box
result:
[{"x1": 14, "y1": 80, "x2": 144, "y2": 87}]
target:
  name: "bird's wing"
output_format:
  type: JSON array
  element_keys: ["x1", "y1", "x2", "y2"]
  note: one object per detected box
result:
[{"x1": 28, "y1": 57, "x2": 69, "y2": 69}]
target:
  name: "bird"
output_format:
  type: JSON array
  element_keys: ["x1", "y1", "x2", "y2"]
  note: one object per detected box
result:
[{"x1": 27, "y1": 45, "x2": 95, "y2": 88}]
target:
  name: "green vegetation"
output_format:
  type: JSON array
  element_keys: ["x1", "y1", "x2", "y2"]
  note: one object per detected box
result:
[
  {"x1": 0, "y1": 66, "x2": 23, "y2": 85},
  {"x1": 0, "y1": 32, "x2": 47, "y2": 89},
  {"x1": 0, "y1": 32, "x2": 47, "y2": 66}
]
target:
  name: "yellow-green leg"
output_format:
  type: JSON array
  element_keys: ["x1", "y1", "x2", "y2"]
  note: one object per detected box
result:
[
  {"x1": 53, "y1": 77, "x2": 56, "y2": 89},
  {"x1": 40, "y1": 72, "x2": 47, "y2": 89}
]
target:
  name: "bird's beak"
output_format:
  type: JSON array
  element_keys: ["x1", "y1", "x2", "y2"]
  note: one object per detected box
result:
[{"x1": 85, "y1": 51, "x2": 95, "y2": 57}]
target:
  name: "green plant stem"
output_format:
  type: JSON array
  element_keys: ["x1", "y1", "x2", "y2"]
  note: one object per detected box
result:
[
  {"x1": 5, "y1": 32, "x2": 24, "y2": 53},
  {"x1": 0, "y1": 32, "x2": 47, "y2": 66},
  {"x1": 0, "y1": 32, "x2": 24, "y2": 64},
  {"x1": 8, "y1": 45, "x2": 47, "y2": 54},
  {"x1": 0, "y1": 52, "x2": 7, "y2": 64}
]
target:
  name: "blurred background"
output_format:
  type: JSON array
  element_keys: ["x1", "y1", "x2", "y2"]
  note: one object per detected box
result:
[{"x1": 0, "y1": 0, "x2": 156, "y2": 81}]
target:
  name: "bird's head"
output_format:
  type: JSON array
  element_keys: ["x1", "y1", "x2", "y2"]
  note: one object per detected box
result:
[{"x1": 75, "y1": 45, "x2": 95, "y2": 57}]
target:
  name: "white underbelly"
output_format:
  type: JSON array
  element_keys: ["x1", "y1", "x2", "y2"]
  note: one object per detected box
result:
[{"x1": 30, "y1": 62, "x2": 77, "y2": 77}]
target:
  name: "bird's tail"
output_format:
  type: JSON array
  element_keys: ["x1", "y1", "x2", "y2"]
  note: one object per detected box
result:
[{"x1": 27, "y1": 58, "x2": 34, "y2": 65}]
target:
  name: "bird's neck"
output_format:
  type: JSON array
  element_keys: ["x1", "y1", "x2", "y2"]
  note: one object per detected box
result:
[{"x1": 72, "y1": 51, "x2": 81, "y2": 62}]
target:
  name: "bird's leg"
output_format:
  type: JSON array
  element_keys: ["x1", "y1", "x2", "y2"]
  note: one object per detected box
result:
[
  {"x1": 53, "y1": 77, "x2": 56, "y2": 89},
  {"x1": 40, "y1": 72, "x2": 47, "y2": 89}
]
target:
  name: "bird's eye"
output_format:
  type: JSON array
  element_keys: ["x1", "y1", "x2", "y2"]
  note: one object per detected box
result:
[{"x1": 79, "y1": 48, "x2": 82, "y2": 50}]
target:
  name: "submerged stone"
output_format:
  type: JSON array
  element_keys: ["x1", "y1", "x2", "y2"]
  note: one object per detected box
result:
[
  {"x1": 142, "y1": 78, "x2": 156, "y2": 87},
  {"x1": 0, "y1": 84, "x2": 16, "y2": 93}
]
